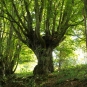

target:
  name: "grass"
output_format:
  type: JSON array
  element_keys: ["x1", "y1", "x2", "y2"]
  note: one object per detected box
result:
[
  {"x1": 2, "y1": 64, "x2": 87, "y2": 87},
  {"x1": 15, "y1": 61, "x2": 37, "y2": 78},
  {"x1": 15, "y1": 62, "x2": 37, "y2": 73}
]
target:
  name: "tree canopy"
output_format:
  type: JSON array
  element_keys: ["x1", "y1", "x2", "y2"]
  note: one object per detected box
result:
[{"x1": 0, "y1": 0, "x2": 83, "y2": 48}]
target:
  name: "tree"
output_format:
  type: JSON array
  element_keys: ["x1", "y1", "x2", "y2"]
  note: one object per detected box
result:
[
  {"x1": 0, "y1": 0, "x2": 83, "y2": 75},
  {"x1": 83, "y1": 0, "x2": 87, "y2": 49},
  {"x1": 54, "y1": 35, "x2": 76, "y2": 70},
  {"x1": 0, "y1": 8, "x2": 22, "y2": 77}
]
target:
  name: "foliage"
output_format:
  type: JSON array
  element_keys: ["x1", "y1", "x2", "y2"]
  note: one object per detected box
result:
[
  {"x1": 0, "y1": 16, "x2": 22, "y2": 77},
  {"x1": 54, "y1": 36, "x2": 77, "y2": 69},
  {"x1": 56, "y1": 64, "x2": 87, "y2": 84},
  {"x1": 53, "y1": 21, "x2": 86, "y2": 69},
  {"x1": 19, "y1": 45, "x2": 37, "y2": 63},
  {"x1": 0, "y1": 0, "x2": 83, "y2": 48}
]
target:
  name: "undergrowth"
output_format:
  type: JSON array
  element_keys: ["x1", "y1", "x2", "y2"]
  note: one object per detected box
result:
[{"x1": 0, "y1": 64, "x2": 87, "y2": 87}]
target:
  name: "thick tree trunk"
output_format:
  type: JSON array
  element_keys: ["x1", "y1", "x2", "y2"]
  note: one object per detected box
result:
[{"x1": 33, "y1": 47, "x2": 54, "y2": 75}]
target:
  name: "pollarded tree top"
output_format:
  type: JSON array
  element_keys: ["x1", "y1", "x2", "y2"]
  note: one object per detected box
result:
[{"x1": 0, "y1": 0, "x2": 83, "y2": 49}]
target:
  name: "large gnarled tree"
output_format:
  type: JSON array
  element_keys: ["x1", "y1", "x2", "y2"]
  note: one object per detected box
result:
[{"x1": 0, "y1": 0, "x2": 83, "y2": 75}]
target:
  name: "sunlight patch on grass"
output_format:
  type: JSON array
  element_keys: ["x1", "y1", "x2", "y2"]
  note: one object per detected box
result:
[{"x1": 15, "y1": 62, "x2": 37, "y2": 74}]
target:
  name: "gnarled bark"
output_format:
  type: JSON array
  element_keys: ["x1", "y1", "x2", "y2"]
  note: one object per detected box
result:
[{"x1": 33, "y1": 47, "x2": 54, "y2": 75}]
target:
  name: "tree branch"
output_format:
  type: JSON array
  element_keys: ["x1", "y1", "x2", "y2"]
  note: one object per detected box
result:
[
  {"x1": 34, "y1": 0, "x2": 46, "y2": 47},
  {"x1": 68, "y1": 19, "x2": 84, "y2": 27},
  {"x1": 11, "y1": 0, "x2": 28, "y2": 33},
  {"x1": 24, "y1": 0, "x2": 33, "y2": 33},
  {"x1": 39, "y1": 0, "x2": 44, "y2": 23},
  {"x1": 35, "y1": 0, "x2": 40, "y2": 36},
  {"x1": 11, "y1": 23, "x2": 27, "y2": 44},
  {"x1": 1, "y1": 0, "x2": 28, "y2": 37},
  {"x1": 45, "y1": 0, "x2": 53, "y2": 36}
]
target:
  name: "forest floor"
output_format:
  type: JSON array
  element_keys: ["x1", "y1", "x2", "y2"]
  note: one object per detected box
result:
[
  {"x1": 1, "y1": 64, "x2": 87, "y2": 87},
  {"x1": 2, "y1": 73, "x2": 87, "y2": 87}
]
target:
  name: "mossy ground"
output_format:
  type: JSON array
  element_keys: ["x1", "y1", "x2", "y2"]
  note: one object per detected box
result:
[{"x1": 1, "y1": 64, "x2": 87, "y2": 87}]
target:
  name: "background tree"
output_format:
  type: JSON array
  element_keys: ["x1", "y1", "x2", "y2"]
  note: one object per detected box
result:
[
  {"x1": 54, "y1": 36, "x2": 76, "y2": 70},
  {"x1": 0, "y1": 7, "x2": 22, "y2": 77},
  {"x1": 0, "y1": 0, "x2": 83, "y2": 75},
  {"x1": 83, "y1": 0, "x2": 87, "y2": 52}
]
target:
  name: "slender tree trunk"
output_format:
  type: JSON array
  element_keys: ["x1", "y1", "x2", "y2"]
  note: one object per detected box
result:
[
  {"x1": 58, "y1": 61, "x2": 61, "y2": 71},
  {"x1": 58, "y1": 50, "x2": 62, "y2": 71},
  {"x1": 83, "y1": 0, "x2": 87, "y2": 59}
]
